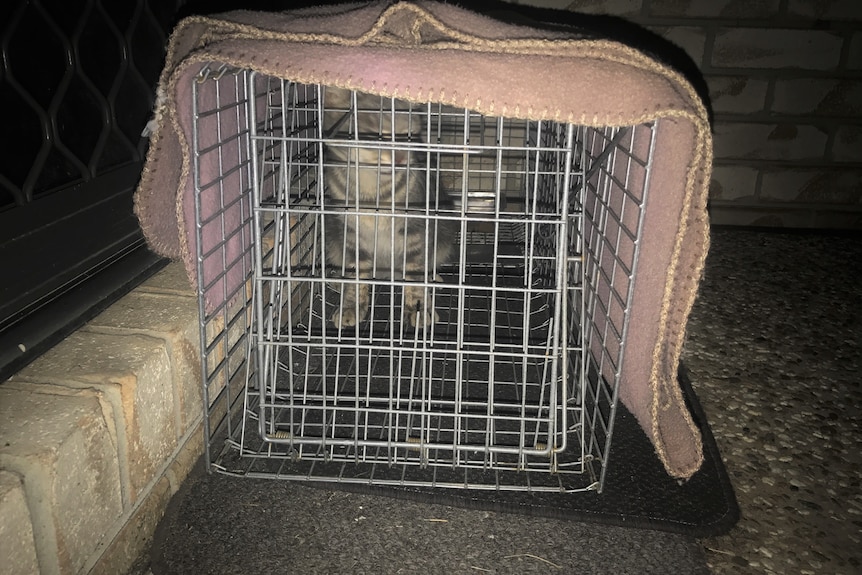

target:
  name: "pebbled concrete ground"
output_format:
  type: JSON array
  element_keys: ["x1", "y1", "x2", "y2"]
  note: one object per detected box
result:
[{"x1": 685, "y1": 229, "x2": 862, "y2": 575}]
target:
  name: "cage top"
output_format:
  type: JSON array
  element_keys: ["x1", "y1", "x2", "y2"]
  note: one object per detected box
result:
[{"x1": 165, "y1": 1, "x2": 708, "y2": 127}]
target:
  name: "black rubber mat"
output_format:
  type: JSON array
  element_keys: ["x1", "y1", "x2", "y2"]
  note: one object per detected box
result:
[
  {"x1": 304, "y1": 363, "x2": 740, "y2": 538},
  {"x1": 150, "y1": 365, "x2": 731, "y2": 574},
  {"x1": 153, "y1": 470, "x2": 712, "y2": 575}
]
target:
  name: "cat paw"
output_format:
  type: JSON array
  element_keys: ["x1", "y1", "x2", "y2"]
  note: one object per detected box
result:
[
  {"x1": 405, "y1": 306, "x2": 439, "y2": 330},
  {"x1": 330, "y1": 307, "x2": 362, "y2": 329}
]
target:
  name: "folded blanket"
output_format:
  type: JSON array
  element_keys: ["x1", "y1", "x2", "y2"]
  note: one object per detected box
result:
[{"x1": 134, "y1": 1, "x2": 712, "y2": 480}]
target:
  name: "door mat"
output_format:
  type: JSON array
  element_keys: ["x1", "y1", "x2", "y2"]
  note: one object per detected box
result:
[
  {"x1": 305, "y1": 363, "x2": 739, "y2": 538},
  {"x1": 150, "y1": 365, "x2": 730, "y2": 574}
]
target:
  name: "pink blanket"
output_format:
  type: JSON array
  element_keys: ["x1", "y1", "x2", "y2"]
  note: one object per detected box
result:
[{"x1": 134, "y1": 1, "x2": 712, "y2": 479}]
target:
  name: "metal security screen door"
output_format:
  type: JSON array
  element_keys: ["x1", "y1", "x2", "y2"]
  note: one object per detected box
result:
[
  {"x1": 0, "y1": 0, "x2": 183, "y2": 380},
  {"x1": 195, "y1": 67, "x2": 654, "y2": 494}
]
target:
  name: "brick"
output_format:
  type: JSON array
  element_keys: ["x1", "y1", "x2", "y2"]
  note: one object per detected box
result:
[
  {"x1": 760, "y1": 169, "x2": 862, "y2": 203},
  {"x1": 138, "y1": 261, "x2": 196, "y2": 297},
  {"x1": 708, "y1": 205, "x2": 793, "y2": 227},
  {"x1": 771, "y1": 78, "x2": 833, "y2": 114},
  {"x1": 786, "y1": 0, "x2": 862, "y2": 20},
  {"x1": 11, "y1": 332, "x2": 178, "y2": 504},
  {"x1": 714, "y1": 203, "x2": 862, "y2": 228},
  {"x1": 652, "y1": 26, "x2": 707, "y2": 66},
  {"x1": 203, "y1": 313, "x2": 228, "y2": 406},
  {"x1": 85, "y1": 292, "x2": 203, "y2": 437},
  {"x1": 202, "y1": 282, "x2": 253, "y2": 411},
  {"x1": 89, "y1": 477, "x2": 172, "y2": 575},
  {"x1": 0, "y1": 387, "x2": 123, "y2": 575},
  {"x1": 772, "y1": 79, "x2": 862, "y2": 116},
  {"x1": 807, "y1": 209, "x2": 862, "y2": 229},
  {"x1": 708, "y1": 75, "x2": 768, "y2": 114},
  {"x1": 0, "y1": 471, "x2": 40, "y2": 575},
  {"x1": 166, "y1": 423, "x2": 204, "y2": 492},
  {"x1": 713, "y1": 122, "x2": 828, "y2": 161},
  {"x1": 649, "y1": 0, "x2": 780, "y2": 18},
  {"x1": 833, "y1": 126, "x2": 862, "y2": 162},
  {"x1": 707, "y1": 204, "x2": 775, "y2": 226},
  {"x1": 710, "y1": 165, "x2": 759, "y2": 201},
  {"x1": 712, "y1": 28, "x2": 843, "y2": 70},
  {"x1": 566, "y1": 0, "x2": 643, "y2": 16}
]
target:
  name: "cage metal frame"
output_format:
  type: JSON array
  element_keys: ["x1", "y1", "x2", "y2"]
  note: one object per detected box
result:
[{"x1": 193, "y1": 64, "x2": 655, "y2": 493}]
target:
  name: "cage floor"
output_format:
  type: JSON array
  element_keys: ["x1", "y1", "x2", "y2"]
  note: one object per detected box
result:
[
  {"x1": 204, "y1": 365, "x2": 736, "y2": 538},
  {"x1": 213, "y1": 423, "x2": 596, "y2": 493},
  {"x1": 217, "y1": 270, "x2": 595, "y2": 492},
  {"x1": 262, "y1": 344, "x2": 564, "y2": 450}
]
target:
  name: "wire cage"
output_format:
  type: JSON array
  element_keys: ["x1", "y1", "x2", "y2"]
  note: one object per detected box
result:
[{"x1": 195, "y1": 63, "x2": 654, "y2": 493}]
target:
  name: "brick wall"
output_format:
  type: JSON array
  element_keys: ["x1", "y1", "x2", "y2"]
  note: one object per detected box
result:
[
  {"x1": 511, "y1": 0, "x2": 862, "y2": 230},
  {"x1": 1, "y1": 264, "x2": 203, "y2": 575}
]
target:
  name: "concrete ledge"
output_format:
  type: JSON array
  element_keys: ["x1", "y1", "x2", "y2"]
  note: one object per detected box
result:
[
  {"x1": 1, "y1": 263, "x2": 203, "y2": 575},
  {"x1": 0, "y1": 471, "x2": 40, "y2": 575}
]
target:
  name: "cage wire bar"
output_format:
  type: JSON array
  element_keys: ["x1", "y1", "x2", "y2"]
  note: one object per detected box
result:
[
  {"x1": 194, "y1": 64, "x2": 655, "y2": 493},
  {"x1": 193, "y1": 64, "x2": 258, "y2": 470}
]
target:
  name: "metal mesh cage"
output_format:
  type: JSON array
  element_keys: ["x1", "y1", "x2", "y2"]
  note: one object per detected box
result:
[{"x1": 195, "y1": 65, "x2": 654, "y2": 493}]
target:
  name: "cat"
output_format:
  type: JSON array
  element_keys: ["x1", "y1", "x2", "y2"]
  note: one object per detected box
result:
[{"x1": 321, "y1": 87, "x2": 455, "y2": 329}]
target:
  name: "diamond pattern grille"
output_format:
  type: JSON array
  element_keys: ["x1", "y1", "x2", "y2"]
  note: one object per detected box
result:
[{"x1": 0, "y1": 0, "x2": 180, "y2": 209}]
